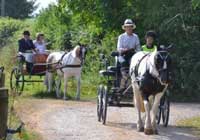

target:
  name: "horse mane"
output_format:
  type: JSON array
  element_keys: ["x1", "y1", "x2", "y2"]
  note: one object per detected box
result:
[
  {"x1": 148, "y1": 49, "x2": 159, "y2": 77},
  {"x1": 71, "y1": 45, "x2": 80, "y2": 58},
  {"x1": 149, "y1": 49, "x2": 157, "y2": 65}
]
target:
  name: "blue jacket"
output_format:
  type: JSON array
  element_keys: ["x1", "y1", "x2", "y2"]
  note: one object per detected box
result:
[{"x1": 18, "y1": 38, "x2": 35, "y2": 53}]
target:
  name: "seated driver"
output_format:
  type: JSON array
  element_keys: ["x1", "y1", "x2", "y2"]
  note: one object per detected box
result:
[
  {"x1": 18, "y1": 31, "x2": 37, "y2": 72},
  {"x1": 117, "y1": 19, "x2": 141, "y2": 92}
]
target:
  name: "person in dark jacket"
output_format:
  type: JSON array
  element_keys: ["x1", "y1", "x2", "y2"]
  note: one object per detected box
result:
[
  {"x1": 18, "y1": 31, "x2": 36, "y2": 53},
  {"x1": 18, "y1": 31, "x2": 37, "y2": 72}
]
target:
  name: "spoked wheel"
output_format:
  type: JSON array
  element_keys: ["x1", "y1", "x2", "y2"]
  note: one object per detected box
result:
[
  {"x1": 156, "y1": 104, "x2": 162, "y2": 125},
  {"x1": 102, "y1": 86, "x2": 108, "y2": 125},
  {"x1": 97, "y1": 85, "x2": 103, "y2": 122},
  {"x1": 161, "y1": 95, "x2": 170, "y2": 127},
  {"x1": 10, "y1": 67, "x2": 24, "y2": 96}
]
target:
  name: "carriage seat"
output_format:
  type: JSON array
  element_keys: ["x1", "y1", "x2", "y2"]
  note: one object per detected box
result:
[
  {"x1": 99, "y1": 70, "x2": 115, "y2": 77},
  {"x1": 31, "y1": 54, "x2": 49, "y2": 74},
  {"x1": 33, "y1": 54, "x2": 48, "y2": 64}
]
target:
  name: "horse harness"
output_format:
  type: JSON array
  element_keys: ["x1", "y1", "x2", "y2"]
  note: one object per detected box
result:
[{"x1": 47, "y1": 51, "x2": 83, "y2": 73}]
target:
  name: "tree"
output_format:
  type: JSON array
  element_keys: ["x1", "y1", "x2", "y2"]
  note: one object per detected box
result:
[{"x1": 0, "y1": 0, "x2": 37, "y2": 19}]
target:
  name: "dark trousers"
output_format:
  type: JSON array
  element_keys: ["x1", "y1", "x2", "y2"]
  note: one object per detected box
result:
[{"x1": 119, "y1": 51, "x2": 134, "y2": 89}]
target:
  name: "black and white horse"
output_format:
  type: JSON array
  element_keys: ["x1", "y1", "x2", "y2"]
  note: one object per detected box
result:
[
  {"x1": 46, "y1": 45, "x2": 87, "y2": 100},
  {"x1": 130, "y1": 46, "x2": 172, "y2": 135}
]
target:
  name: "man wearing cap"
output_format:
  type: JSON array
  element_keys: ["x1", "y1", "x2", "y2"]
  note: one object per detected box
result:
[
  {"x1": 18, "y1": 31, "x2": 36, "y2": 53},
  {"x1": 117, "y1": 19, "x2": 141, "y2": 91},
  {"x1": 18, "y1": 31, "x2": 37, "y2": 72}
]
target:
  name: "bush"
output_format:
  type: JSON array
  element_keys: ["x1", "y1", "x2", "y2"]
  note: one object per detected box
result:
[{"x1": 0, "y1": 18, "x2": 28, "y2": 47}]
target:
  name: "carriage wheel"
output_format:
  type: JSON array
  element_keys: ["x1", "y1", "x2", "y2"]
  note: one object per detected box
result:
[
  {"x1": 102, "y1": 86, "x2": 108, "y2": 125},
  {"x1": 97, "y1": 85, "x2": 103, "y2": 122},
  {"x1": 10, "y1": 67, "x2": 24, "y2": 96},
  {"x1": 156, "y1": 104, "x2": 162, "y2": 125},
  {"x1": 161, "y1": 95, "x2": 170, "y2": 127}
]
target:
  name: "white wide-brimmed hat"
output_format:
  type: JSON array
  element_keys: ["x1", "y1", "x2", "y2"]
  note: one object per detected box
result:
[{"x1": 122, "y1": 19, "x2": 136, "y2": 30}]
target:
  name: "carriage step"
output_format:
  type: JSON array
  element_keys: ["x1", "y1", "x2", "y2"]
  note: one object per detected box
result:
[
  {"x1": 99, "y1": 70, "x2": 115, "y2": 77},
  {"x1": 111, "y1": 87, "x2": 120, "y2": 91}
]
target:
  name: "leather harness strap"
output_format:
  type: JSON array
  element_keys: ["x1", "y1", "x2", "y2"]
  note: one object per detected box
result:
[
  {"x1": 58, "y1": 52, "x2": 82, "y2": 73},
  {"x1": 130, "y1": 53, "x2": 150, "y2": 77}
]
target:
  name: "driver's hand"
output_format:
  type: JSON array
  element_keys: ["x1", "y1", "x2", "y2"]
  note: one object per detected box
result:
[
  {"x1": 120, "y1": 48, "x2": 129, "y2": 54},
  {"x1": 34, "y1": 48, "x2": 39, "y2": 54}
]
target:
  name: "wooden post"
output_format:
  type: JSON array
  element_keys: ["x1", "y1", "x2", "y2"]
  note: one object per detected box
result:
[{"x1": 0, "y1": 88, "x2": 8, "y2": 139}]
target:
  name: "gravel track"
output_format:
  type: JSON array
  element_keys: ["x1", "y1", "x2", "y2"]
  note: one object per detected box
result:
[{"x1": 16, "y1": 99, "x2": 200, "y2": 140}]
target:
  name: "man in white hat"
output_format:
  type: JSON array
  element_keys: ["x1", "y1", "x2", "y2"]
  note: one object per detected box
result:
[{"x1": 117, "y1": 19, "x2": 141, "y2": 91}]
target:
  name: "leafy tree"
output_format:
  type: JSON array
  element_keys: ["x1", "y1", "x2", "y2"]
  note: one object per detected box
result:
[{"x1": 0, "y1": 0, "x2": 37, "y2": 19}]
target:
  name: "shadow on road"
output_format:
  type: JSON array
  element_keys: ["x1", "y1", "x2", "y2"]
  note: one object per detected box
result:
[{"x1": 106, "y1": 121, "x2": 199, "y2": 140}]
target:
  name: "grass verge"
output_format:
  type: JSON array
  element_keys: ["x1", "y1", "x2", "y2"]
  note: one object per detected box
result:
[{"x1": 177, "y1": 116, "x2": 200, "y2": 137}]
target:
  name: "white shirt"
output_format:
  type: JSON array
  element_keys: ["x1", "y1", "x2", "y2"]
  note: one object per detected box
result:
[
  {"x1": 34, "y1": 40, "x2": 46, "y2": 54},
  {"x1": 117, "y1": 32, "x2": 141, "y2": 52},
  {"x1": 117, "y1": 32, "x2": 141, "y2": 63}
]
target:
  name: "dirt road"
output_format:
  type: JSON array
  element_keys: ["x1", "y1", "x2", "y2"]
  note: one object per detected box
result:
[{"x1": 16, "y1": 99, "x2": 200, "y2": 140}]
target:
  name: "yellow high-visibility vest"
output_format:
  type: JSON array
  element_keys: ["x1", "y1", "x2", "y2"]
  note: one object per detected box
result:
[{"x1": 142, "y1": 45, "x2": 157, "y2": 52}]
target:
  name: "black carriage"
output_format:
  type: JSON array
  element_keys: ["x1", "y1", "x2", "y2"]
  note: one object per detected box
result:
[
  {"x1": 10, "y1": 52, "x2": 49, "y2": 95},
  {"x1": 97, "y1": 51, "x2": 170, "y2": 126}
]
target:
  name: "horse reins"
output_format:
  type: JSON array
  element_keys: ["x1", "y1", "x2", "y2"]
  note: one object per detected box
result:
[{"x1": 130, "y1": 53, "x2": 150, "y2": 77}]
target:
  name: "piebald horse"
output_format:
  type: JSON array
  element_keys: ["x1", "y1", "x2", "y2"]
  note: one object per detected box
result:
[
  {"x1": 46, "y1": 45, "x2": 87, "y2": 100},
  {"x1": 130, "y1": 46, "x2": 172, "y2": 135}
]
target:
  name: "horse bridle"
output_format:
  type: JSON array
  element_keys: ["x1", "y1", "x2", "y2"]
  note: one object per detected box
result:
[
  {"x1": 155, "y1": 51, "x2": 170, "y2": 72},
  {"x1": 55, "y1": 46, "x2": 87, "y2": 73},
  {"x1": 139, "y1": 50, "x2": 169, "y2": 82}
]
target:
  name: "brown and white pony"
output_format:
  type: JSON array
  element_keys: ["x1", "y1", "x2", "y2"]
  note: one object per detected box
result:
[
  {"x1": 130, "y1": 46, "x2": 172, "y2": 135},
  {"x1": 46, "y1": 45, "x2": 87, "y2": 100}
]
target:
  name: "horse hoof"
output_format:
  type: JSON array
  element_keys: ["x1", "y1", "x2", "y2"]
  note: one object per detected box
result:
[
  {"x1": 144, "y1": 128, "x2": 154, "y2": 135},
  {"x1": 137, "y1": 127, "x2": 144, "y2": 132}
]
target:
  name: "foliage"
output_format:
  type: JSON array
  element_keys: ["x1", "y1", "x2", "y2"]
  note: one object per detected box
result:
[
  {"x1": 34, "y1": 4, "x2": 70, "y2": 50},
  {"x1": 0, "y1": 0, "x2": 37, "y2": 19},
  {"x1": 0, "y1": 18, "x2": 29, "y2": 47},
  {"x1": 0, "y1": 18, "x2": 33, "y2": 76}
]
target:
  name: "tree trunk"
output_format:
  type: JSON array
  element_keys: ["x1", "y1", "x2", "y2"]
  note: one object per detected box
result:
[
  {"x1": 0, "y1": 88, "x2": 8, "y2": 139},
  {"x1": 1, "y1": 0, "x2": 5, "y2": 17}
]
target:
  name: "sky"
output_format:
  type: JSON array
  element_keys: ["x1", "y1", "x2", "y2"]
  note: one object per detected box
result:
[{"x1": 33, "y1": 0, "x2": 58, "y2": 14}]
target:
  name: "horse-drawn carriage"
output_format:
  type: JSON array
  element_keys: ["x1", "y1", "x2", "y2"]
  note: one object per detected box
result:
[
  {"x1": 10, "y1": 51, "x2": 49, "y2": 95},
  {"x1": 10, "y1": 45, "x2": 87, "y2": 99},
  {"x1": 97, "y1": 48, "x2": 171, "y2": 128}
]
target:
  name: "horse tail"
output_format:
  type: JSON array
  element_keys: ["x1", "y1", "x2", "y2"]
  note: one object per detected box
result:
[
  {"x1": 46, "y1": 54, "x2": 55, "y2": 72},
  {"x1": 139, "y1": 95, "x2": 145, "y2": 112}
]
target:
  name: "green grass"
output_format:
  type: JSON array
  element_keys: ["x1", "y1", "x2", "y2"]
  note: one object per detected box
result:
[
  {"x1": 177, "y1": 117, "x2": 200, "y2": 137},
  {"x1": 19, "y1": 75, "x2": 97, "y2": 100}
]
